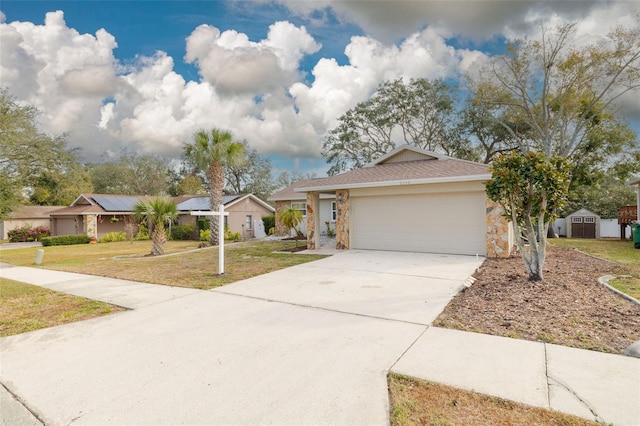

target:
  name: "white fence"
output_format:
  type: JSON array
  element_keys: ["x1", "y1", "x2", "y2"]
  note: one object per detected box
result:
[{"x1": 554, "y1": 218, "x2": 631, "y2": 238}]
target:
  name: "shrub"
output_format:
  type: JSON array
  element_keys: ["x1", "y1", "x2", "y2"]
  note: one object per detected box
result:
[
  {"x1": 99, "y1": 232, "x2": 128, "y2": 243},
  {"x1": 262, "y1": 214, "x2": 275, "y2": 233},
  {"x1": 199, "y1": 229, "x2": 211, "y2": 242},
  {"x1": 8, "y1": 225, "x2": 51, "y2": 242},
  {"x1": 41, "y1": 235, "x2": 90, "y2": 246},
  {"x1": 196, "y1": 218, "x2": 210, "y2": 232},
  {"x1": 224, "y1": 231, "x2": 240, "y2": 242},
  {"x1": 171, "y1": 224, "x2": 197, "y2": 240},
  {"x1": 135, "y1": 224, "x2": 150, "y2": 241}
]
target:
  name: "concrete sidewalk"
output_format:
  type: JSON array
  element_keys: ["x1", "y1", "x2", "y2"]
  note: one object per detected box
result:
[{"x1": 1, "y1": 254, "x2": 639, "y2": 425}]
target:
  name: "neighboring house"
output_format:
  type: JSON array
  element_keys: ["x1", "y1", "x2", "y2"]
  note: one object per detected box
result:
[
  {"x1": 1, "y1": 206, "x2": 64, "y2": 240},
  {"x1": 49, "y1": 193, "x2": 272, "y2": 240},
  {"x1": 565, "y1": 208, "x2": 601, "y2": 239},
  {"x1": 176, "y1": 194, "x2": 275, "y2": 239},
  {"x1": 276, "y1": 144, "x2": 513, "y2": 258},
  {"x1": 268, "y1": 179, "x2": 336, "y2": 236}
]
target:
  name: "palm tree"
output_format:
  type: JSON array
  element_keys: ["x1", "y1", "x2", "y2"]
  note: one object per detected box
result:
[
  {"x1": 280, "y1": 207, "x2": 304, "y2": 237},
  {"x1": 134, "y1": 197, "x2": 178, "y2": 256},
  {"x1": 184, "y1": 128, "x2": 245, "y2": 245}
]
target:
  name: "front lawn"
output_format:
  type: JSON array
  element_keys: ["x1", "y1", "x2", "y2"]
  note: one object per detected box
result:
[
  {"x1": 549, "y1": 238, "x2": 640, "y2": 299},
  {"x1": 0, "y1": 240, "x2": 326, "y2": 289},
  {"x1": 0, "y1": 277, "x2": 125, "y2": 337}
]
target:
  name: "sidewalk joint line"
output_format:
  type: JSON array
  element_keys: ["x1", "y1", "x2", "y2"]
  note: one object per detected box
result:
[
  {"x1": 1, "y1": 382, "x2": 46, "y2": 426},
  {"x1": 388, "y1": 326, "x2": 430, "y2": 371},
  {"x1": 212, "y1": 290, "x2": 430, "y2": 326}
]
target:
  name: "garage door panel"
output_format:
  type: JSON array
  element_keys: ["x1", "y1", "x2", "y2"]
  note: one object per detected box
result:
[{"x1": 351, "y1": 193, "x2": 486, "y2": 255}]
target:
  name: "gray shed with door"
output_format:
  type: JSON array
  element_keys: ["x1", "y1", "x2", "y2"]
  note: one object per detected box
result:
[{"x1": 566, "y1": 208, "x2": 601, "y2": 239}]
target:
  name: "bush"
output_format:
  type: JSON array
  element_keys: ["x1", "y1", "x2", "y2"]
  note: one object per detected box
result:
[
  {"x1": 196, "y1": 218, "x2": 210, "y2": 232},
  {"x1": 199, "y1": 229, "x2": 211, "y2": 242},
  {"x1": 171, "y1": 224, "x2": 197, "y2": 240},
  {"x1": 8, "y1": 225, "x2": 51, "y2": 242},
  {"x1": 224, "y1": 231, "x2": 240, "y2": 241},
  {"x1": 135, "y1": 224, "x2": 150, "y2": 241},
  {"x1": 99, "y1": 232, "x2": 127, "y2": 243},
  {"x1": 262, "y1": 214, "x2": 275, "y2": 233},
  {"x1": 41, "y1": 235, "x2": 90, "y2": 246}
]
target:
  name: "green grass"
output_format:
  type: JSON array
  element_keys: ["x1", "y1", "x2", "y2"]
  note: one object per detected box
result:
[
  {"x1": 0, "y1": 240, "x2": 326, "y2": 290},
  {"x1": 549, "y1": 238, "x2": 640, "y2": 299},
  {"x1": 0, "y1": 277, "x2": 125, "y2": 337}
]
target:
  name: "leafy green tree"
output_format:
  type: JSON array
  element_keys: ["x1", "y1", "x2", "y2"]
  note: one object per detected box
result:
[
  {"x1": 470, "y1": 22, "x2": 639, "y2": 159},
  {"x1": 0, "y1": 88, "x2": 93, "y2": 208},
  {"x1": 279, "y1": 207, "x2": 304, "y2": 237},
  {"x1": 89, "y1": 149, "x2": 169, "y2": 195},
  {"x1": 486, "y1": 151, "x2": 571, "y2": 281},
  {"x1": 184, "y1": 128, "x2": 245, "y2": 245},
  {"x1": 323, "y1": 78, "x2": 470, "y2": 175},
  {"x1": 0, "y1": 170, "x2": 20, "y2": 220},
  {"x1": 225, "y1": 141, "x2": 276, "y2": 200},
  {"x1": 133, "y1": 197, "x2": 178, "y2": 256},
  {"x1": 564, "y1": 172, "x2": 637, "y2": 218}
]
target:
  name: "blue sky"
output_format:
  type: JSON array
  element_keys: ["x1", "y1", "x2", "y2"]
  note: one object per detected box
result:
[{"x1": 1, "y1": 0, "x2": 638, "y2": 176}]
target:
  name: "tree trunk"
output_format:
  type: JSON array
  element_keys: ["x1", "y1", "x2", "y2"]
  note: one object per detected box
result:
[
  {"x1": 151, "y1": 223, "x2": 166, "y2": 255},
  {"x1": 208, "y1": 162, "x2": 225, "y2": 246}
]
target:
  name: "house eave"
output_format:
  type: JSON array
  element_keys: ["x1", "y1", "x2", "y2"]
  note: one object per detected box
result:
[{"x1": 295, "y1": 174, "x2": 492, "y2": 193}]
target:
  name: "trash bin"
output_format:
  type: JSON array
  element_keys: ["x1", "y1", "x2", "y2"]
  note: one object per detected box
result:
[{"x1": 632, "y1": 223, "x2": 640, "y2": 249}]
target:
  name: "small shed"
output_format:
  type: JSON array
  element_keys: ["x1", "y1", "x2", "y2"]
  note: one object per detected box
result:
[{"x1": 566, "y1": 208, "x2": 601, "y2": 239}]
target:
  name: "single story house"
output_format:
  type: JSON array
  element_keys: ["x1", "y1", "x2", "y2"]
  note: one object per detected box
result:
[
  {"x1": 176, "y1": 194, "x2": 274, "y2": 239},
  {"x1": 565, "y1": 208, "x2": 601, "y2": 239},
  {"x1": 49, "y1": 193, "x2": 273, "y2": 240},
  {"x1": 268, "y1": 179, "x2": 336, "y2": 236},
  {"x1": 276, "y1": 145, "x2": 513, "y2": 258},
  {"x1": 0, "y1": 205, "x2": 64, "y2": 240}
]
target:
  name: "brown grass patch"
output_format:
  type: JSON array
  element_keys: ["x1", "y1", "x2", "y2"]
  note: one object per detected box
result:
[{"x1": 388, "y1": 374, "x2": 598, "y2": 426}]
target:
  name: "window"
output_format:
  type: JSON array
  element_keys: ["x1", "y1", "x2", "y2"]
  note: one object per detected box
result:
[
  {"x1": 245, "y1": 215, "x2": 252, "y2": 229},
  {"x1": 291, "y1": 202, "x2": 306, "y2": 217},
  {"x1": 572, "y1": 217, "x2": 583, "y2": 223},
  {"x1": 584, "y1": 217, "x2": 596, "y2": 223},
  {"x1": 331, "y1": 201, "x2": 337, "y2": 222}
]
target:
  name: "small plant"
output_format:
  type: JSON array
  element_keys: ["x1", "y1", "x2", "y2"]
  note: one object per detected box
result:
[
  {"x1": 224, "y1": 231, "x2": 240, "y2": 241},
  {"x1": 262, "y1": 214, "x2": 275, "y2": 234},
  {"x1": 171, "y1": 224, "x2": 197, "y2": 240},
  {"x1": 110, "y1": 216, "x2": 120, "y2": 223},
  {"x1": 134, "y1": 224, "x2": 150, "y2": 241},
  {"x1": 280, "y1": 207, "x2": 304, "y2": 237},
  {"x1": 99, "y1": 232, "x2": 127, "y2": 243},
  {"x1": 325, "y1": 221, "x2": 335, "y2": 237},
  {"x1": 199, "y1": 229, "x2": 211, "y2": 242}
]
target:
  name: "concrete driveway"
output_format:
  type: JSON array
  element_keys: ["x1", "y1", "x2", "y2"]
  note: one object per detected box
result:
[{"x1": 0, "y1": 250, "x2": 481, "y2": 425}]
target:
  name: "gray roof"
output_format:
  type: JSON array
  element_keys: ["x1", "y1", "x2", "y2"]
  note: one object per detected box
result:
[{"x1": 92, "y1": 195, "x2": 141, "y2": 212}]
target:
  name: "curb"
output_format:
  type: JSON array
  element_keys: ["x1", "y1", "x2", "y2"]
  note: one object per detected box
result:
[{"x1": 597, "y1": 275, "x2": 640, "y2": 306}]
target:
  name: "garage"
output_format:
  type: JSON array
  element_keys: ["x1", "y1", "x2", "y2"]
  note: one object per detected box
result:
[
  {"x1": 295, "y1": 144, "x2": 513, "y2": 258},
  {"x1": 350, "y1": 191, "x2": 487, "y2": 255}
]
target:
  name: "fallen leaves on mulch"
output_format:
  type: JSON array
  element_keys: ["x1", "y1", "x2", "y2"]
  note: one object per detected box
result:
[{"x1": 434, "y1": 247, "x2": 640, "y2": 354}]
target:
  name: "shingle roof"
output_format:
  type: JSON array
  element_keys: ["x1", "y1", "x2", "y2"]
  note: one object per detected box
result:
[
  {"x1": 268, "y1": 179, "x2": 337, "y2": 201},
  {"x1": 7, "y1": 206, "x2": 65, "y2": 219},
  {"x1": 297, "y1": 158, "x2": 490, "y2": 192}
]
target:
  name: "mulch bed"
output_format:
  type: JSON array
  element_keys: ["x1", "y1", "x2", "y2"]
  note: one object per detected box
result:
[{"x1": 434, "y1": 247, "x2": 640, "y2": 354}]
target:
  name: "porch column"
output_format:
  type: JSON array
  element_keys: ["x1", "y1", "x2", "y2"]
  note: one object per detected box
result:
[
  {"x1": 335, "y1": 189, "x2": 350, "y2": 250},
  {"x1": 306, "y1": 192, "x2": 320, "y2": 250},
  {"x1": 274, "y1": 201, "x2": 289, "y2": 236},
  {"x1": 486, "y1": 199, "x2": 512, "y2": 258},
  {"x1": 86, "y1": 214, "x2": 98, "y2": 240}
]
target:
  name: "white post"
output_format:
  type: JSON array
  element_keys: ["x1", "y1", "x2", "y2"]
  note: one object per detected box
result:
[
  {"x1": 190, "y1": 205, "x2": 228, "y2": 275},
  {"x1": 218, "y1": 204, "x2": 225, "y2": 275}
]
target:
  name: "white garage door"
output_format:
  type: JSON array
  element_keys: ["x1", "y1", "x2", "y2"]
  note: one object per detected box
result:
[{"x1": 351, "y1": 192, "x2": 486, "y2": 255}]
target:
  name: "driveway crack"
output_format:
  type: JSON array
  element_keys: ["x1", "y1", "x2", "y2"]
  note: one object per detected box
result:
[{"x1": 544, "y1": 344, "x2": 603, "y2": 423}]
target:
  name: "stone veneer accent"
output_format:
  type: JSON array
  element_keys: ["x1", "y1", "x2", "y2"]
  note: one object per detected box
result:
[
  {"x1": 335, "y1": 189, "x2": 350, "y2": 250},
  {"x1": 86, "y1": 214, "x2": 98, "y2": 240},
  {"x1": 274, "y1": 201, "x2": 290, "y2": 236},
  {"x1": 306, "y1": 192, "x2": 317, "y2": 250},
  {"x1": 486, "y1": 199, "x2": 512, "y2": 258}
]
